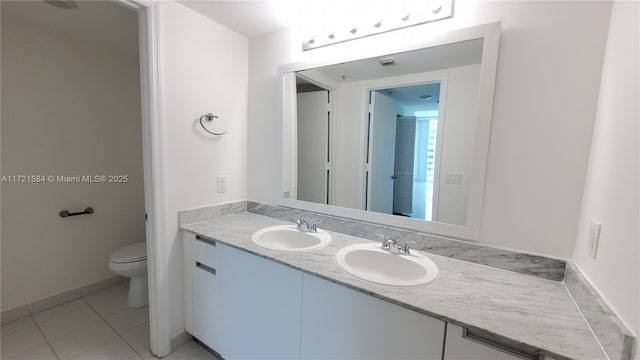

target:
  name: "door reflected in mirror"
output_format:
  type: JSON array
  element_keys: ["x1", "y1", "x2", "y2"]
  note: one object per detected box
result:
[
  {"x1": 367, "y1": 83, "x2": 442, "y2": 222},
  {"x1": 282, "y1": 38, "x2": 485, "y2": 227}
]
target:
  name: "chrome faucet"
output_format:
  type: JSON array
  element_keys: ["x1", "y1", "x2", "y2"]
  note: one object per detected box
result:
[
  {"x1": 296, "y1": 219, "x2": 317, "y2": 233},
  {"x1": 378, "y1": 235, "x2": 410, "y2": 255}
]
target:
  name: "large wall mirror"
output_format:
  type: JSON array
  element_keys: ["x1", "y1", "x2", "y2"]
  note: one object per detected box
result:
[{"x1": 278, "y1": 22, "x2": 500, "y2": 240}]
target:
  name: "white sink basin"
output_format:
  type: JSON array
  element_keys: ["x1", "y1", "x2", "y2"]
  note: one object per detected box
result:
[
  {"x1": 251, "y1": 225, "x2": 331, "y2": 251},
  {"x1": 335, "y1": 243, "x2": 439, "y2": 286}
]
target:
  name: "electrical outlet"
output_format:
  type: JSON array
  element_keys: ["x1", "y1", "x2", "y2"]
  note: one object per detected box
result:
[
  {"x1": 217, "y1": 176, "x2": 227, "y2": 193},
  {"x1": 587, "y1": 220, "x2": 601, "y2": 259}
]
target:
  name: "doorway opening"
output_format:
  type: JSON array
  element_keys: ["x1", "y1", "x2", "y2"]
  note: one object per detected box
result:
[
  {"x1": 365, "y1": 81, "x2": 443, "y2": 221},
  {"x1": 0, "y1": 0, "x2": 170, "y2": 357}
]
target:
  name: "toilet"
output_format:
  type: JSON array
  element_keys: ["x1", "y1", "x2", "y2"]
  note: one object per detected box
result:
[{"x1": 108, "y1": 241, "x2": 148, "y2": 308}]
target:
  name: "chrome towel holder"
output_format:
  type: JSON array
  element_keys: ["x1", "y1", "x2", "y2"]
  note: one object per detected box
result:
[
  {"x1": 199, "y1": 113, "x2": 227, "y2": 136},
  {"x1": 59, "y1": 207, "x2": 94, "y2": 218}
]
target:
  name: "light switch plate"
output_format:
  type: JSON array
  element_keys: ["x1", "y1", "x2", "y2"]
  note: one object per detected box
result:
[
  {"x1": 587, "y1": 220, "x2": 601, "y2": 259},
  {"x1": 217, "y1": 176, "x2": 227, "y2": 193}
]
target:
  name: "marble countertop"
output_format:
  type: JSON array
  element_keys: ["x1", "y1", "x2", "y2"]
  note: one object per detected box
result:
[{"x1": 181, "y1": 213, "x2": 605, "y2": 360}]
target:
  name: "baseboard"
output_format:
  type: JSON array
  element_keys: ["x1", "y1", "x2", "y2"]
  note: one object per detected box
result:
[{"x1": 1, "y1": 275, "x2": 124, "y2": 325}]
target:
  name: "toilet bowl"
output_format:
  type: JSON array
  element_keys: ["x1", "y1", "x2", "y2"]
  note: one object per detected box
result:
[{"x1": 108, "y1": 242, "x2": 148, "y2": 308}]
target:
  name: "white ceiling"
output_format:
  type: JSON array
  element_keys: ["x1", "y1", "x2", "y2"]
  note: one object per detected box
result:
[
  {"x1": 378, "y1": 82, "x2": 442, "y2": 110},
  {"x1": 2, "y1": 0, "x2": 138, "y2": 54},
  {"x1": 177, "y1": 0, "x2": 287, "y2": 38}
]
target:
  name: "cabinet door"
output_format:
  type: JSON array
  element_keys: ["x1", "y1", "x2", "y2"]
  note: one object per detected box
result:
[
  {"x1": 444, "y1": 324, "x2": 541, "y2": 360},
  {"x1": 301, "y1": 274, "x2": 445, "y2": 360},
  {"x1": 191, "y1": 235, "x2": 224, "y2": 353},
  {"x1": 216, "y1": 243, "x2": 303, "y2": 360}
]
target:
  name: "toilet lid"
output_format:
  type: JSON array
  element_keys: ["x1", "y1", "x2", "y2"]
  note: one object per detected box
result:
[{"x1": 111, "y1": 242, "x2": 147, "y2": 263}]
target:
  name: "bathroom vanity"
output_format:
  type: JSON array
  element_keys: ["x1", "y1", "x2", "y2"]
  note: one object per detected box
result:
[{"x1": 181, "y1": 212, "x2": 607, "y2": 360}]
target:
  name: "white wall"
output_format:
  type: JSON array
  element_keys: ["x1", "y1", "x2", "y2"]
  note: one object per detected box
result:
[
  {"x1": 157, "y1": 2, "x2": 248, "y2": 338},
  {"x1": 437, "y1": 64, "x2": 481, "y2": 225},
  {"x1": 282, "y1": 73, "x2": 297, "y2": 199},
  {"x1": 572, "y1": 0, "x2": 639, "y2": 342},
  {"x1": 248, "y1": 1, "x2": 611, "y2": 258},
  {"x1": 1, "y1": 6, "x2": 144, "y2": 310}
]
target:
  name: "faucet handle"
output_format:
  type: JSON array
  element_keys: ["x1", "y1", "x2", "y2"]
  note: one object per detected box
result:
[
  {"x1": 309, "y1": 223, "x2": 317, "y2": 232},
  {"x1": 400, "y1": 242, "x2": 410, "y2": 255},
  {"x1": 296, "y1": 219, "x2": 308, "y2": 232},
  {"x1": 377, "y1": 234, "x2": 388, "y2": 248}
]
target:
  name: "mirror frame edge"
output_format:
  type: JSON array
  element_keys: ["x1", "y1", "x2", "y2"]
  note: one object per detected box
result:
[{"x1": 276, "y1": 21, "x2": 501, "y2": 241}]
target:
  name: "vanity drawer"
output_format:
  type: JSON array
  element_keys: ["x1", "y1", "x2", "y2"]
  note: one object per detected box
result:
[{"x1": 192, "y1": 234, "x2": 217, "y2": 267}]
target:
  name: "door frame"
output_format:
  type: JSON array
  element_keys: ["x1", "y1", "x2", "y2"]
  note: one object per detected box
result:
[{"x1": 115, "y1": 1, "x2": 170, "y2": 357}]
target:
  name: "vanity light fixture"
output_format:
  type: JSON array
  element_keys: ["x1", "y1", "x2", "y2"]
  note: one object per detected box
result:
[{"x1": 302, "y1": 0, "x2": 454, "y2": 51}]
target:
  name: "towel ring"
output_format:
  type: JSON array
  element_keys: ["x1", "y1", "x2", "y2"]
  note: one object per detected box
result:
[{"x1": 199, "y1": 113, "x2": 227, "y2": 136}]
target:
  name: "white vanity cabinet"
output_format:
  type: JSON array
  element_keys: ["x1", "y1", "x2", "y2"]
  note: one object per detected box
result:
[
  {"x1": 300, "y1": 273, "x2": 445, "y2": 359},
  {"x1": 183, "y1": 232, "x2": 303, "y2": 359},
  {"x1": 184, "y1": 231, "x2": 550, "y2": 360}
]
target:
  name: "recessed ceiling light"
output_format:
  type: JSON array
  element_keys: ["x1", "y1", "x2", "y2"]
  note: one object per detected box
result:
[{"x1": 378, "y1": 57, "x2": 395, "y2": 67}]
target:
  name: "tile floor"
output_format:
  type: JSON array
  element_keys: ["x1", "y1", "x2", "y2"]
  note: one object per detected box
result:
[{"x1": 1, "y1": 284, "x2": 218, "y2": 360}]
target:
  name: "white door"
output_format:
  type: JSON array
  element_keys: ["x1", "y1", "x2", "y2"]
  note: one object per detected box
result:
[
  {"x1": 393, "y1": 116, "x2": 416, "y2": 215},
  {"x1": 297, "y1": 91, "x2": 328, "y2": 204},
  {"x1": 368, "y1": 91, "x2": 397, "y2": 214}
]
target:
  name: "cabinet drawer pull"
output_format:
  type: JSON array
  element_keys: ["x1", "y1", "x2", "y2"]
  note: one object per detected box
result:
[
  {"x1": 462, "y1": 327, "x2": 542, "y2": 360},
  {"x1": 196, "y1": 261, "x2": 216, "y2": 275},
  {"x1": 196, "y1": 235, "x2": 216, "y2": 246}
]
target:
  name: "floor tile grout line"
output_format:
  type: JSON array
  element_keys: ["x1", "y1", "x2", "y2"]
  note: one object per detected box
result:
[
  {"x1": 80, "y1": 284, "x2": 152, "y2": 358},
  {"x1": 119, "y1": 321, "x2": 152, "y2": 358},
  {"x1": 31, "y1": 315, "x2": 61, "y2": 360},
  {"x1": 42, "y1": 318, "x2": 110, "y2": 360},
  {"x1": 4, "y1": 284, "x2": 148, "y2": 360},
  {"x1": 31, "y1": 297, "x2": 90, "y2": 324},
  {"x1": 42, "y1": 296, "x2": 117, "y2": 360},
  {"x1": 81, "y1": 292, "x2": 150, "y2": 359},
  {"x1": 58, "y1": 300, "x2": 129, "y2": 360},
  {"x1": 88, "y1": 311, "x2": 141, "y2": 358},
  {"x1": 37, "y1": 299, "x2": 103, "y2": 343}
]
